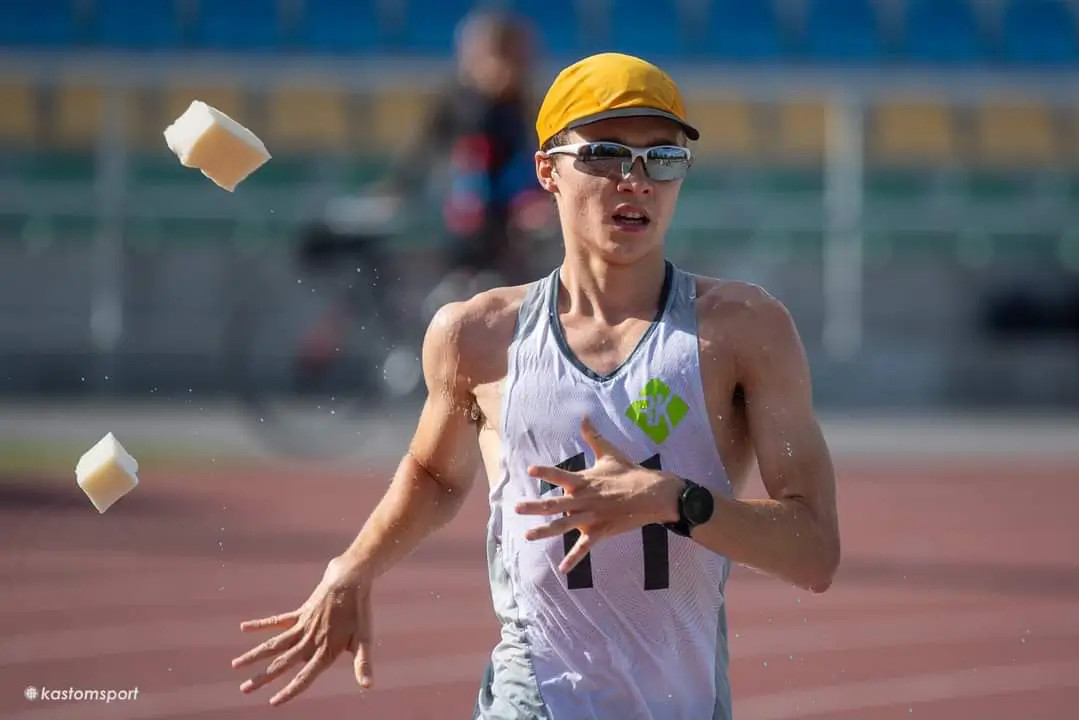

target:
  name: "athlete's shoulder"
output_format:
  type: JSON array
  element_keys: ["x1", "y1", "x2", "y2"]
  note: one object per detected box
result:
[
  {"x1": 690, "y1": 275, "x2": 798, "y2": 342},
  {"x1": 422, "y1": 281, "x2": 534, "y2": 388}
]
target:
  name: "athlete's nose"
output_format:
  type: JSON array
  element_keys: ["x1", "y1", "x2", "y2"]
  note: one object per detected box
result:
[{"x1": 615, "y1": 158, "x2": 653, "y2": 195}]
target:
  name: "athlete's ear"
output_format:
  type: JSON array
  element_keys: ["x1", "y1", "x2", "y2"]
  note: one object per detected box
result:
[{"x1": 535, "y1": 150, "x2": 558, "y2": 194}]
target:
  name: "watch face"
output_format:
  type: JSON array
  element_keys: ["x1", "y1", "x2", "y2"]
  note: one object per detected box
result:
[{"x1": 684, "y1": 485, "x2": 713, "y2": 524}]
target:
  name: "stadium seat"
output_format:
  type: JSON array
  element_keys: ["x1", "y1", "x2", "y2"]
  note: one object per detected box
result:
[
  {"x1": 903, "y1": 0, "x2": 984, "y2": 64},
  {"x1": 684, "y1": 95, "x2": 758, "y2": 160},
  {"x1": 512, "y1": 0, "x2": 586, "y2": 58},
  {"x1": 300, "y1": 0, "x2": 382, "y2": 54},
  {"x1": 163, "y1": 81, "x2": 246, "y2": 123},
  {"x1": 1000, "y1": 0, "x2": 1078, "y2": 64},
  {"x1": 973, "y1": 100, "x2": 1058, "y2": 167},
  {"x1": 775, "y1": 99, "x2": 828, "y2": 163},
  {"x1": 52, "y1": 79, "x2": 155, "y2": 151},
  {"x1": 266, "y1": 84, "x2": 350, "y2": 152},
  {"x1": 803, "y1": 0, "x2": 882, "y2": 61},
  {"x1": 371, "y1": 88, "x2": 437, "y2": 152},
  {"x1": 0, "y1": 0, "x2": 79, "y2": 47},
  {"x1": 396, "y1": 0, "x2": 478, "y2": 54},
  {"x1": 870, "y1": 100, "x2": 957, "y2": 165},
  {"x1": 702, "y1": 0, "x2": 784, "y2": 60},
  {"x1": 605, "y1": 0, "x2": 688, "y2": 61},
  {"x1": 0, "y1": 76, "x2": 39, "y2": 148},
  {"x1": 91, "y1": 0, "x2": 184, "y2": 49},
  {"x1": 192, "y1": 0, "x2": 284, "y2": 51},
  {"x1": 51, "y1": 82, "x2": 103, "y2": 149}
]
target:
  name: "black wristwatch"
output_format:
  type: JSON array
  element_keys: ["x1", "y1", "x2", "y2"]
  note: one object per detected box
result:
[{"x1": 665, "y1": 478, "x2": 714, "y2": 538}]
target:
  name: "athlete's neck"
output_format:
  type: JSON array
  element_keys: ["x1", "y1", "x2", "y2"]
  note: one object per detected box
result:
[{"x1": 556, "y1": 248, "x2": 667, "y2": 325}]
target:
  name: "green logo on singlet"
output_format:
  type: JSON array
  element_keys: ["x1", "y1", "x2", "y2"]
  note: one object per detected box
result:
[{"x1": 625, "y1": 378, "x2": 688, "y2": 444}]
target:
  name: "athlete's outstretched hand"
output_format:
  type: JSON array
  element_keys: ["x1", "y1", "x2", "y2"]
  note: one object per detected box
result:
[
  {"x1": 231, "y1": 556, "x2": 374, "y2": 706},
  {"x1": 515, "y1": 418, "x2": 683, "y2": 574}
]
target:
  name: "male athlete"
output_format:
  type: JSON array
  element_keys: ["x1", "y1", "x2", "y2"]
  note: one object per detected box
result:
[{"x1": 232, "y1": 53, "x2": 841, "y2": 719}]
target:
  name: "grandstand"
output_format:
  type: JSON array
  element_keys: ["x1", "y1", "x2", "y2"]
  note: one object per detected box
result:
[{"x1": 2, "y1": 0, "x2": 1078, "y2": 410}]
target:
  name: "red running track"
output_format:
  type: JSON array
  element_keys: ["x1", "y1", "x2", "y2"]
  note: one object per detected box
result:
[{"x1": 1, "y1": 453, "x2": 1078, "y2": 719}]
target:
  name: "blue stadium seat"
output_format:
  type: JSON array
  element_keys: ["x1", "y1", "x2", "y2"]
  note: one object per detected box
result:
[
  {"x1": 702, "y1": 0, "x2": 784, "y2": 61},
  {"x1": 903, "y1": 0, "x2": 983, "y2": 63},
  {"x1": 1000, "y1": 0, "x2": 1078, "y2": 64},
  {"x1": 605, "y1": 0, "x2": 687, "y2": 61},
  {"x1": 396, "y1": 0, "x2": 479, "y2": 54},
  {"x1": 0, "y1": 0, "x2": 78, "y2": 47},
  {"x1": 301, "y1": 0, "x2": 382, "y2": 54},
  {"x1": 803, "y1": 0, "x2": 882, "y2": 61},
  {"x1": 513, "y1": 0, "x2": 587, "y2": 58},
  {"x1": 92, "y1": 0, "x2": 183, "y2": 49},
  {"x1": 192, "y1": 0, "x2": 283, "y2": 51}
]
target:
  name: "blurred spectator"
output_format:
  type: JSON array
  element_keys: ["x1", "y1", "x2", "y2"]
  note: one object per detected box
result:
[{"x1": 310, "y1": 7, "x2": 551, "y2": 316}]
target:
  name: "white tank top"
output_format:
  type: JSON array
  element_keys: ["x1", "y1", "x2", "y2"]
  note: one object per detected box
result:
[{"x1": 474, "y1": 262, "x2": 734, "y2": 720}]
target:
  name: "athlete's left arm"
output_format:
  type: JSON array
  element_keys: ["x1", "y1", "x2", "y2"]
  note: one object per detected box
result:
[{"x1": 689, "y1": 285, "x2": 840, "y2": 593}]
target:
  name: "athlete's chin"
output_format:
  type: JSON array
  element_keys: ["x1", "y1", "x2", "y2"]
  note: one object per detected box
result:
[{"x1": 595, "y1": 229, "x2": 662, "y2": 263}]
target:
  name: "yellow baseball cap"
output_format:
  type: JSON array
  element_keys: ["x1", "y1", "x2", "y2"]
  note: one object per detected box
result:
[{"x1": 535, "y1": 52, "x2": 700, "y2": 147}]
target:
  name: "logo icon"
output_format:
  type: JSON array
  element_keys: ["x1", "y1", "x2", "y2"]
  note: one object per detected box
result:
[
  {"x1": 625, "y1": 378, "x2": 688, "y2": 444},
  {"x1": 24, "y1": 686, "x2": 38, "y2": 701}
]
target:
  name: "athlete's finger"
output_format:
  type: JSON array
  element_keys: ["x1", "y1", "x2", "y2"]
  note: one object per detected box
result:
[
  {"x1": 270, "y1": 646, "x2": 331, "y2": 706},
  {"x1": 527, "y1": 465, "x2": 585, "y2": 491},
  {"x1": 514, "y1": 494, "x2": 586, "y2": 516},
  {"x1": 239, "y1": 609, "x2": 302, "y2": 633},
  {"x1": 580, "y1": 417, "x2": 622, "y2": 460},
  {"x1": 560, "y1": 533, "x2": 594, "y2": 574},
  {"x1": 524, "y1": 512, "x2": 595, "y2": 541},
  {"x1": 231, "y1": 623, "x2": 304, "y2": 669},
  {"x1": 240, "y1": 634, "x2": 311, "y2": 694},
  {"x1": 354, "y1": 638, "x2": 374, "y2": 689}
]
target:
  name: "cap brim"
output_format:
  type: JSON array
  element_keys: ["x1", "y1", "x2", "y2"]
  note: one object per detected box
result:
[{"x1": 565, "y1": 107, "x2": 700, "y2": 141}]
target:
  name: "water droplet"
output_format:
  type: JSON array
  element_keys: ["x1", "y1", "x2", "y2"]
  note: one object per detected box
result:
[
  {"x1": 762, "y1": 660, "x2": 768, "y2": 668},
  {"x1": 104, "y1": 375, "x2": 109, "y2": 381},
  {"x1": 80, "y1": 376, "x2": 85, "y2": 382}
]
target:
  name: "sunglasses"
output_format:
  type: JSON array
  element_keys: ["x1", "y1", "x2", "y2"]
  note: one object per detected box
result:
[{"x1": 543, "y1": 141, "x2": 693, "y2": 182}]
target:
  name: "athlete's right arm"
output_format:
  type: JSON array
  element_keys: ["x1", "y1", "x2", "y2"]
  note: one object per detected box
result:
[
  {"x1": 336, "y1": 300, "x2": 484, "y2": 580},
  {"x1": 232, "y1": 300, "x2": 495, "y2": 705}
]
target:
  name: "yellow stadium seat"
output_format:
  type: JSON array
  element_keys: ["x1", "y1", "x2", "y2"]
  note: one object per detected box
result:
[
  {"x1": 0, "y1": 75, "x2": 38, "y2": 147},
  {"x1": 51, "y1": 81, "x2": 103, "y2": 149},
  {"x1": 775, "y1": 99, "x2": 827, "y2": 163},
  {"x1": 684, "y1": 95, "x2": 757, "y2": 160},
  {"x1": 370, "y1": 88, "x2": 436, "y2": 152},
  {"x1": 266, "y1": 84, "x2": 349, "y2": 152},
  {"x1": 871, "y1": 100, "x2": 957, "y2": 165},
  {"x1": 974, "y1": 99, "x2": 1057, "y2": 167},
  {"x1": 162, "y1": 81, "x2": 245, "y2": 126},
  {"x1": 51, "y1": 80, "x2": 142, "y2": 151}
]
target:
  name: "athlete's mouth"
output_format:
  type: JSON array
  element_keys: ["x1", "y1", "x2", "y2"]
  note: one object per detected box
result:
[{"x1": 611, "y1": 205, "x2": 650, "y2": 227}]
